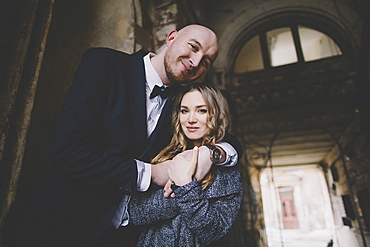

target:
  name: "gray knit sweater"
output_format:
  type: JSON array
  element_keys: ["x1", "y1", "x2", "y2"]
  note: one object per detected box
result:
[{"x1": 129, "y1": 168, "x2": 242, "y2": 247}]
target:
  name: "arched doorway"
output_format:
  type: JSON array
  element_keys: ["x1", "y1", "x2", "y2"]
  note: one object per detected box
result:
[{"x1": 220, "y1": 9, "x2": 365, "y2": 246}]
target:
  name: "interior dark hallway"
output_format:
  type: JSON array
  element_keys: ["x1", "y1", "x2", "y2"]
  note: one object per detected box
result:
[{"x1": 1, "y1": 0, "x2": 370, "y2": 246}]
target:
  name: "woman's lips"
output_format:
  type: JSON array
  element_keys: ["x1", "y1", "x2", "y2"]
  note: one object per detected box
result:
[{"x1": 186, "y1": 127, "x2": 199, "y2": 132}]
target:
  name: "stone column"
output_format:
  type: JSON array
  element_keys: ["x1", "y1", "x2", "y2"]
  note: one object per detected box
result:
[{"x1": 0, "y1": 0, "x2": 55, "y2": 236}]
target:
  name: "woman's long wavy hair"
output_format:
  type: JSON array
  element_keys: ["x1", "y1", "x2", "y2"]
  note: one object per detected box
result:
[{"x1": 152, "y1": 82, "x2": 231, "y2": 189}]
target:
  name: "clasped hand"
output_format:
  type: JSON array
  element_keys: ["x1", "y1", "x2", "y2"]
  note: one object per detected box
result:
[
  {"x1": 164, "y1": 146, "x2": 213, "y2": 197},
  {"x1": 168, "y1": 146, "x2": 198, "y2": 186}
]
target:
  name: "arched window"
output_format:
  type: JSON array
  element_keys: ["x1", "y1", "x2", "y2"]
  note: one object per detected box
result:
[
  {"x1": 234, "y1": 25, "x2": 342, "y2": 74},
  {"x1": 298, "y1": 26, "x2": 342, "y2": 62}
]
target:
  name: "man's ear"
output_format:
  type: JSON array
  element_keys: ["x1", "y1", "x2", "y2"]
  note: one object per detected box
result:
[{"x1": 166, "y1": 30, "x2": 178, "y2": 45}]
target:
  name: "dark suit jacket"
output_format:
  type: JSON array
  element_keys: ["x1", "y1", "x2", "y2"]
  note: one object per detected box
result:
[{"x1": 3, "y1": 48, "x2": 243, "y2": 247}]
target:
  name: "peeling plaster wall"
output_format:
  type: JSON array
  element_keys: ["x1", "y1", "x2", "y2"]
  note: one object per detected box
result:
[
  {"x1": 153, "y1": 2, "x2": 178, "y2": 53},
  {"x1": 93, "y1": 0, "x2": 139, "y2": 52}
]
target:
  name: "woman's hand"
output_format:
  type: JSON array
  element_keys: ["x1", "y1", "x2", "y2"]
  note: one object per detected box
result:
[
  {"x1": 168, "y1": 146, "x2": 199, "y2": 186},
  {"x1": 163, "y1": 179, "x2": 175, "y2": 198}
]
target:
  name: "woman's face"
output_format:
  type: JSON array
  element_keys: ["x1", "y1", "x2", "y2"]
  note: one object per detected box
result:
[{"x1": 179, "y1": 90, "x2": 210, "y2": 146}]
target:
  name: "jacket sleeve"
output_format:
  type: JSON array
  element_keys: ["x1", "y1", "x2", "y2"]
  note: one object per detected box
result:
[
  {"x1": 173, "y1": 170, "x2": 243, "y2": 246},
  {"x1": 129, "y1": 186, "x2": 179, "y2": 225},
  {"x1": 49, "y1": 48, "x2": 137, "y2": 194},
  {"x1": 222, "y1": 132, "x2": 244, "y2": 161}
]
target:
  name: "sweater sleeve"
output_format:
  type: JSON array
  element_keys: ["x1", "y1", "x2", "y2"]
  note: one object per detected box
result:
[
  {"x1": 130, "y1": 169, "x2": 242, "y2": 246},
  {"x1": 173, "y1": 172, "x2": 242, "y2": 246},
  {"x1": 129, "y1": 186, "x2": 179, "y2": 225}
]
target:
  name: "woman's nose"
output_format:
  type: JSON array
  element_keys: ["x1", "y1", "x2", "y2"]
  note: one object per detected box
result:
[{"x1": 188, "y1": 112, "x2": 197, "y2": 123}]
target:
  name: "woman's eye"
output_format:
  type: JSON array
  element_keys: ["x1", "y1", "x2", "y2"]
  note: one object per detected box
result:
[
  {"x1": 199, "y1": 109, "x2": 208, "y2": 113},
  {"x1": 180, "y1": 109, "x2": 188, "y2": 114}
]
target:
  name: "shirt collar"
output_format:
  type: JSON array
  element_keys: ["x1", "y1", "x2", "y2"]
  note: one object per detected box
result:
[{"x1": 144, "y1": 52, "x2": 164, "y2": 92}]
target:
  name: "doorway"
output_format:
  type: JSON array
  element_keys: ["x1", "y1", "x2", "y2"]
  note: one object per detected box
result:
[
  {"x1": 260, "y1": 165, "x2": 337, "y2": 247},
  {"x1": 278, "y1": 186, "x2": 299, "y2": 229}
]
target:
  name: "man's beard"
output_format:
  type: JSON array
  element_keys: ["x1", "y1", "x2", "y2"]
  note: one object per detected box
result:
[{"x1": 164, "y1": 56, "x2": 191, "y2": 84}]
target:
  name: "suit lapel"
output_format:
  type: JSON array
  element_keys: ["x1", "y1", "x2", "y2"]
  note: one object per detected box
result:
[
  {"x1": 139, "y1": 96, "x2": 174, "y2": 161},
  {"x1": 126, "y1": 50, "x2": 148, "y2": 154}
]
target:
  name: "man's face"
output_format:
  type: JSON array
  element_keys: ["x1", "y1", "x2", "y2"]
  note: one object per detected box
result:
[{"x1": 164, "y1": 26, "x2": 218, "y2": 84}]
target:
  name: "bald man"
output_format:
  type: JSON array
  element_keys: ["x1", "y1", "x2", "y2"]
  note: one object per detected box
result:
[{"x1": 4, "y1": 24, "x2": 242, "y2": 247}]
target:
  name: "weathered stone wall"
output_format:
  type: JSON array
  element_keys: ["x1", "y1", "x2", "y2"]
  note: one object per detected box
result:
[
  {"x1": 324, "y1": 117, "x2": 370, "y2": 246},
  {"x1": 0, "y1": 0, "x2": 55, "y2": 238}
]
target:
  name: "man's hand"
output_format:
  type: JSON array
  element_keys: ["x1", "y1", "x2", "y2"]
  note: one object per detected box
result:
[{"x1": 151, "y1": 160, "x2": 172, "y2": 186}]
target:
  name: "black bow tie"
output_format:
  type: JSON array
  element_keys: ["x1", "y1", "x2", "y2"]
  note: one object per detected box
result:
[{"x1": 150, "y1": 85, "x2": 177, "y2": 99}]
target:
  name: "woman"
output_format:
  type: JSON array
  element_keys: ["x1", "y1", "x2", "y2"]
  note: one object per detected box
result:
[{"x1": 129, "y1": 82, "x2": 242, "y2": 247}]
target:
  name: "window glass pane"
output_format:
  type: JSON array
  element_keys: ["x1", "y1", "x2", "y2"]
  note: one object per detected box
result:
[
  {"x1": 267, "y1": 27, "x2": 298, "y2": 67},
  {"x1": 234, "y1": 35, "x2": 264, "y2": 73},
  {"x1": 298, "y1": 26, "x2": 342, "y2": 62}
]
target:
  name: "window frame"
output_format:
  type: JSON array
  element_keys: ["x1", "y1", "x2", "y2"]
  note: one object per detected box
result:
[{"x1": 233, "y1": 22, "x2": 345, "y2": 74}]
